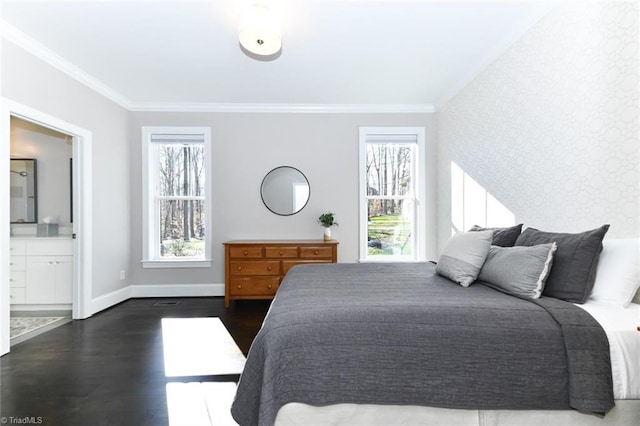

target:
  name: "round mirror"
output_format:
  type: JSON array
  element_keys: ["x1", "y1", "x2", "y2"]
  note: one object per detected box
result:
[{"x1": 261, "y1": 166, "x2": 310, "y2": 216}]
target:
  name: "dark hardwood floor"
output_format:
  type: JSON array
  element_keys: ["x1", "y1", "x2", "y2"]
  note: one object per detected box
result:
[{"x1": 0, "y1": 297, "x2": 270, "y2": 426}]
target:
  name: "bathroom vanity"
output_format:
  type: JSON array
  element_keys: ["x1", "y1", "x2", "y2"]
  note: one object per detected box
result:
[{"x1": 9, "y1": 236, "x2": 73, "y2": 306}]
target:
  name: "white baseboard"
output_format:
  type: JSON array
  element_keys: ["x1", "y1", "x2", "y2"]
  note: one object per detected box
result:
[
  {"x1": 131, "y1": 283, "x2": 224, "y2": 298},
  {"x1": 91, "y1": 286, "x2": 132, "y2": 316},
  {"x1": 88, "y1": 284, "x2": 224, "y2": 317}
]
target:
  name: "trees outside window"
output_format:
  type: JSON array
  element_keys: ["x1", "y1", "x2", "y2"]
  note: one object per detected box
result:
[
  {"x1": 157, "y1": 144, "x2": 205, "y2": 258},
  {"x1": 142, "y1": 128, "x2": 211, "y2": 267},
  {"x1": 359, "y1": 128, "x2": 426, "y2": 261}
]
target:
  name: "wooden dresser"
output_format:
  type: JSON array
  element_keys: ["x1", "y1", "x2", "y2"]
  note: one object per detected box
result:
[{"x1": 224, "y1": 240, "x2": 338, "y2": 308}]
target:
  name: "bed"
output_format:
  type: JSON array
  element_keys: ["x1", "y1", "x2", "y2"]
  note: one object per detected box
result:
[
  {"x1": 231, "y1": 231, "x2": 640, "y2": 426},
  {"x1": 274, "y1": 301, "x2": 640, "y2": 426}
]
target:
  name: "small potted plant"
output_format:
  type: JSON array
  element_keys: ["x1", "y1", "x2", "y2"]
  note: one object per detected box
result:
[{"x1": 318, "y1": 212, "x2": 338, "y2": 241}]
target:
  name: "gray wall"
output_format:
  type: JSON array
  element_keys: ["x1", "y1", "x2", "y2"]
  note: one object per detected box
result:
[
  {"x1": 1, "y1": 37, "x2": 438, "y2": 300},
  {"x1": 129, "y1": 112, "x2": 437, "y2": 287},
  {"x1": 436, "y1": 2, "x2": 639, "y2": 251},
  {"x1": 2, "y1": 40, "x2": 131, "y2": 299}
]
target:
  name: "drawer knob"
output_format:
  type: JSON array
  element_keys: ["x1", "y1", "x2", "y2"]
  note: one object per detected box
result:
[
  {"x1": 243, "y1": 250, "x2": 248, "y2": 255},
  {"x1": 314, "y1": 250, "x2": 319, "y2": 255},
  {"x1": 9, "y1": 262, "x2": 13, "y2": 266},
  {"x1": 237, "y1": 266, "x2": 242, "y2": 271},
  {"x1": 267, "y1": 266, "x2": 272, "y2": 271},
  {"x1": 237, "y1": 284, "x2": 242, "y2": 289},
  {"x1": 279, "y1": 251, "x2": 283, "y2": 255},
  {"x1": 268, "y1": 284, "x2": 272, "y2": 289}
]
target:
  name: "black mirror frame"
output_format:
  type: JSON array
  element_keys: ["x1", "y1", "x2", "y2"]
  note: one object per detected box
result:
[
  {"x1": 260, "y1": 166, "x2": 310, "y2": 216},
  {"x1": 10, "y1": 158, "x2": 38, "y2": 224}
]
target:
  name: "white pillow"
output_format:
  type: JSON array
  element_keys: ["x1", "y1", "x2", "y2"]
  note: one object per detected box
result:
[
  {"x1": 436, "y1": 230, "x2": 493, "y2": 287},
  {"x1": 589, "y1": 238, "x2": 640, "y2": 307}
]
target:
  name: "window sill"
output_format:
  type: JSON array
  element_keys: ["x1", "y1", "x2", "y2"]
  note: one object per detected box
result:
[{"x1": 142, "y1": 259, "x2": 212, "y2": 269}]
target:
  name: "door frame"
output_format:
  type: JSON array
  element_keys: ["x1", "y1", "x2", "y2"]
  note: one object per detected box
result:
[{"x1": 1, "y1": 98, "x2": 93, "y2": 355}]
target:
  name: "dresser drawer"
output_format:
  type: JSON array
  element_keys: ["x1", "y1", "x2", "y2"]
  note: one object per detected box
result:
[
  {"x1": 10, "y1": 239, "x2": 27, "y2": 256},
  {"x1": 300, "y1": 246, "x2": 334, "y2": 259},
  {"x1": 282, "y1": 260, "x2": 331, "y2": 275},
  {"x1": 10, "y1": 271, "x2": 26, "y2": 288},
  {"x1": 26, "y1": 239, "x2": 73, "y2": 256},
  {"x1": 229, "y1": 277, "x2": 280, "y2": 296},
  {"x1": 264, "y1": 247, "x2": 298, "y2": 258},
  {"x1": 10, "y1": 256, "x2": 26, "y2": 272},
  {"x1": 229, "y1": 247, "x2": 263, "y2": 258},
  {"x1": 10, "y1": 287, "x2": 26, "y2": 304},
  {"x1": 229, "y1": 260, "x2": 280, "y2": 276}
]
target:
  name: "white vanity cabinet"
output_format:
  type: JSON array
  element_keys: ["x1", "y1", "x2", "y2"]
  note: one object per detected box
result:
[
  {"x1": 10, "y1": 238, "x2": 73, "y2": 305},
  {"x1": 26, "y1": 256, "x2": 73, "y2": 303},
  {"x1": 9, "y1": 239, "x2": 27, "y2": 304}
]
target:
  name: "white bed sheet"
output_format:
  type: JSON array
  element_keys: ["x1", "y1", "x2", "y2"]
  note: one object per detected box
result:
[
  {"x1": 577, "y1": 301, "x2": 640, "y2": 399},
  {"x1": 274, "y1": 302, "x2": 640, "y2": 425},
  {"x1": 276, "y1": 401, "x2": 640, "y2": 426}
]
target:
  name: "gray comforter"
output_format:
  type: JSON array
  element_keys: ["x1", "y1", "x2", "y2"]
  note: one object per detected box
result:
[{"x1": 231, "y1": 262, "x2": 614, "y2": 426}]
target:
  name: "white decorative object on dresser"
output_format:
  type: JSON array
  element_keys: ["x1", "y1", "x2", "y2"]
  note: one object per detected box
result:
[{"x1": 10, "y1": 237, "x2": 73, "y2": 305}]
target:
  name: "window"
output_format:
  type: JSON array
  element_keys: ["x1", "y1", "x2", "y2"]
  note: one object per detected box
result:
[
  {"x1": 359, "y1": 127, "x2": 426, "y2": 262},
  {"x1": 142, "y1": 127, "x2": 211, "y2": 268}
]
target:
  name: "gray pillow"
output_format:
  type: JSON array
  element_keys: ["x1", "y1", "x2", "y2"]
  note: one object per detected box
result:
[
  {"x1": 478, "y1": 243, "x2": 557, "y2": 299},
  {"x1": 514, "y1": 225, "x2": 610, "y2": 303},
  {"x1": 436, "y1": 230, "x2": 493, "y2": 287},
  {"x1": 469, "y1": 224, "x2": 523, "y2": 247}
]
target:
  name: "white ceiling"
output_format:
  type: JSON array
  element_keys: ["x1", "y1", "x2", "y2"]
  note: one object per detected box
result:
[{"x1": 1, "y1": 0, "x2": 555, "y2": 111}]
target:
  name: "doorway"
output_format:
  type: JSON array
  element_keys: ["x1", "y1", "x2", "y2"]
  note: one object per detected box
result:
[
  {"x1": 9, "y1": 117, "x2": 74, "y2": 345},
  {"x1": 1, "y1": 99, "x2": 93, "y2": 356}
]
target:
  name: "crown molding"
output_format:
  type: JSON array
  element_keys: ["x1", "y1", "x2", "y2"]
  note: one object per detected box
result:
[
  {"x1": 128, "y1": 102, "x2": 436, "y2": 114},
  {"x1": 1, "y1": 20, "x2": 132, "y2": 110},
  {"x1": 1, "y1": 20, "x2": 435, "y2": 114}
]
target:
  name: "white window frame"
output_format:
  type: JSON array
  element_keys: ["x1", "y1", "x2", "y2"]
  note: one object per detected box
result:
[
  {"x1": 141, "y1": 126, "x2": 212, "y2": 268},
  {"x1": 359, "y1": 127, "x2": 426, "y2": 262}
]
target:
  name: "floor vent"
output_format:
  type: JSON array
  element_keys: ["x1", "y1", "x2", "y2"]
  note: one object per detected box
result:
[{"x1": 153, "y1": 301, "x2": 181, "y2": 307}]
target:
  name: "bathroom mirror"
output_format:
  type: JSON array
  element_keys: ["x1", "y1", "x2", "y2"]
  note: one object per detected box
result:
[
  {"x1": 261, "y1": 166, "x2": 310, "y2": 216},
  {"x1": 10, "y1": 158, "x2": 38, "y2": 223}
]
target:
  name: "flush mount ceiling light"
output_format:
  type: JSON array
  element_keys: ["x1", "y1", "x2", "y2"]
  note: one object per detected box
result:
[{"x1": 238, "y1": 2, "x2": 282, "y2": 56}]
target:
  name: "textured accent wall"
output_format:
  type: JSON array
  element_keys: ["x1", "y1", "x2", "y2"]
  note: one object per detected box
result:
[{"x1": 437, "y1": 2, "x2": 639, "y2": 250}]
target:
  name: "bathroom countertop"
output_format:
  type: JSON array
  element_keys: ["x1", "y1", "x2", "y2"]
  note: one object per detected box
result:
[{"x1": 10, "y1": 235, "x2": 73, "y2": 239}]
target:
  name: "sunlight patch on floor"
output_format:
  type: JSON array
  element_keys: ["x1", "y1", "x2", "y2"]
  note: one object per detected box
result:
[
  {"x1": 161, "y1": 317, "x2": 246, "y2": 377},
  {"x1": 161, "y1": 318, "x2": 245, "y2": 425},
  {"x1": 166, "y1": 382, "x2": 238, "y2": 426}
]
